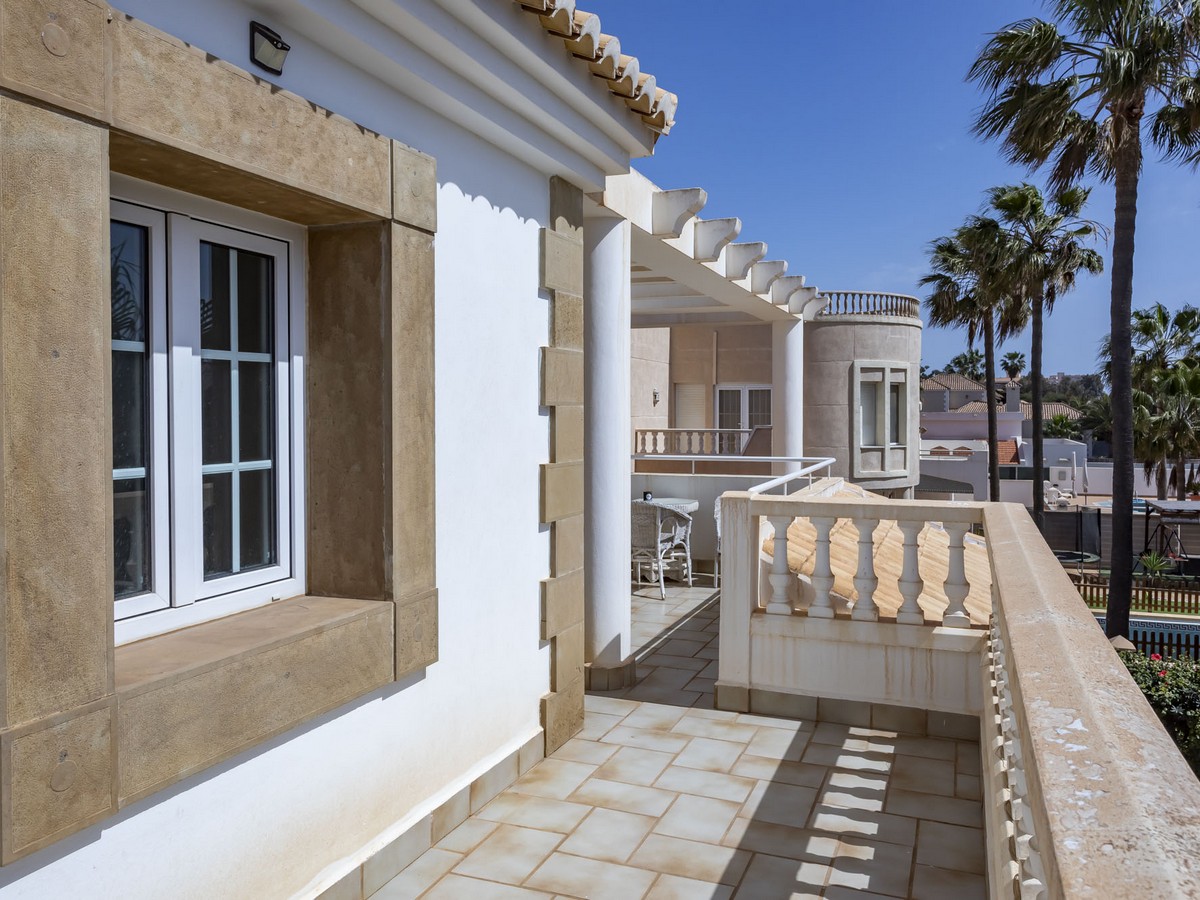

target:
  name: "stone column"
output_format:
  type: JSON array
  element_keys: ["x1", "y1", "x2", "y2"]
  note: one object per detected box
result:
[
  {"x1": 583, "y1": 214, "x2": 635, "y2": 689},
  {"x1": 771, "y1": 316, "x2": 805, "y2": 459}
]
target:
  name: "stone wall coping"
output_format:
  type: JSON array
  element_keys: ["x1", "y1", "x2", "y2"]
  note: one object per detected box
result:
[
  {"x1": 750, "y1": 612, "x2": 986, "y2": 652},
  {"x1": 115, "y1": 596, "x2": 389, "y2": 697},
  {"x1": 984, "y1": 501, "x2": 1200, "y2": 897}
]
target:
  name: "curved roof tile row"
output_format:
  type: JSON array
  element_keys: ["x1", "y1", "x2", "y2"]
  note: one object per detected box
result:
[{"x1": 516, "y1": 0, "x2": 678, "y2": 137}]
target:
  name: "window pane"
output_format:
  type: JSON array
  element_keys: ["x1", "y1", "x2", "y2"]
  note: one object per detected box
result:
[
  {"x1": 239, "y1": 362, "x2": 274, "y2": 461},
  {"x1": 114, "y1": 477, "x2": 151, "y2": 600},
  {"x1": 203, "y1": 472, "x2": 233, "y2": 579},
  {"x1": 717, "y1": 389, "x2": 740, "y2": 430},
  {"x1": 240, "y1": 468, "x2": 276, "y2": 571},
  {"x1": 112, "y1": 350, "x2": 145, "y2": 470},
  {"x1": 237, "y1": 250, "x2": 273, "y2": 354},
  {"x1": 111, "y1": 222, "x2": 147, "y2": 343},
  {"x1": 890, "y1": 383, "x2": 902, "y2": 444},
  {"x1": 202, "y1": 359, "x2": 232, "y2": 464},
  {"x1": 748, "y1": 389, "x2": 772, "y2": 429},
  {"x1": 861, "y1": 382, "x2": 879, "y2": 446},
  {"x1": 200, "y1": 242, "x2": 231, "y2": 351}
]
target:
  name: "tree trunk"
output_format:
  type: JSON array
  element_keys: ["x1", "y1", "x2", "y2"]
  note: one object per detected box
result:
[
  {"x1": 1179, "y1": 455, "x2": 1188, "y2": 501},
  {"x1": 1031, "y1": 283, "x2": 1046, "y2": 531},
  {"x1": 1106, "y1": 114, "x2": 1142, "y2": 640},
  {"x1": 1157, "y1": 463, "x2": 1167, "y2": 501},
  {"x1": 984, "y1": 315, "x2": 1001, "y2": 502}
]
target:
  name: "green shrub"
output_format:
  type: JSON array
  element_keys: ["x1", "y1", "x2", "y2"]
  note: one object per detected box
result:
[{"x1": 1120, "y1": 650, "x2": 1200, "y2": 775}]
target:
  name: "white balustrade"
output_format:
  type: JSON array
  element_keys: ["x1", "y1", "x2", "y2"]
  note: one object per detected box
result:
[
  {"x1": 851, "y1": 517, "x2": 880, "y2": 621},
  {"x1": 941, "y1": 522, "x2": 972, "y2": 628},
  {"x1": 633, "y1": 428, "x2": 753, "y2": 457},
  {"x1": 765, "y1": 516, "x2": 794, "y2": 615},
  {"x1": 896, "y1": 519, "x2": 925, "y2": 625},
  {"x1": 807, "y1": 516, "x2": 836, "y2": 618},
  {"x1": 815, "y1": 291, "x2": 921, "y2": 319}
]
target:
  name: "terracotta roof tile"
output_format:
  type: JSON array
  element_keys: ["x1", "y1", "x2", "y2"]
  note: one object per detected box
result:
[
  {"x1": 996, "y1": 439, "x2": 1020, "y2": 465},
  {"x1": 516, "y1": 1, "x2": 677, "y2": 137},
  {"x1": 950, "y1": 399, "x2": 1082, "y2": 421},
  {"x1": 921, "y1": 372, "x2": 985, "y2": 392}
]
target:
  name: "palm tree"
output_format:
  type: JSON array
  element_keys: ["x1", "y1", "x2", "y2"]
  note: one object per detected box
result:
[
  {"x1": 1001, "y1": 350, "x2": 1026, "y2": 380},
  {"x1": 922, "y1": 220, "x2": 1025, "y2": 502},
  {"x1": 970, "y1": 2, "x2": 1200, "y2": 638},
  {"x1": 1044, "y1": 413, "x2": 1080, "y2": 439},
  {"x1": 947, "y1": 349, "x2": 986, "y2": 383},
  {"x1": 986, "y1": 184, "x2": 1103, "y2": 532}
]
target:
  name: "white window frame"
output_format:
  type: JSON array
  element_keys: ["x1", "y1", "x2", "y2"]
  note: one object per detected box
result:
[
  {"x1": 111, "y1": 175, "x2": 307, "y2": 645},
  {"x1": 111, "y1": 201, "x2": 171, "y2": 621},
  {"x1": 852, "y1": 360, "x2": 911, "y2": 477},
  {"x1": 715, "y1": 383, "x2": 772, "y2": 430}
]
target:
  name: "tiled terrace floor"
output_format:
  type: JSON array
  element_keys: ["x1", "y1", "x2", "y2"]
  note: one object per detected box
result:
[{"x1": 371, "y1": 587, "x2": 986, "y2": 899}]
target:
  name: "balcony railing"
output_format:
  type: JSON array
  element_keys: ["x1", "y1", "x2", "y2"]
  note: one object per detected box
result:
[
  {"x1": 634, "y1": 427, "x2": 757, "y2": 456},
  {"x1": 816, "y1": 290, "x2": 921, "y2": 319},
  {"x1": 716, "y1": 481, "x2": 1200, "y2": 899}
]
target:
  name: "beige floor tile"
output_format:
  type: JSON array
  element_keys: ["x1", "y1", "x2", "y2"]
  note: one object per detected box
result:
[
  {"x1": 659, "y1": 638, "x2": 709, "y2": 658},
  {"x1": 557, "y1": 807, "x2": 656, "y2": 865},
  {"x1": 734, "y1": 714, "x2": 809, "y2": 733},
  {"x1": 673, "y1": 737, "x2": 745, "y2": 773},
  {"x1": 554, "y1": 738, "x2": 620, "y2": 766},
  {"x1": 892, "y1": 736, "x2": 956, "y2": 761},
  {"x1": 745, "y1": 726, "x2": 809, "y2": 762},
  {"x1": 622, "y1": 704, "x2": 690, "y2": 731},
  {"x1": 585, "y1": 695, "x2": 640, "y2": 716},
  {"x1": 627, "y1": 684, "x2": 703, "y2": 707},
  {"x1": 885, "y1": 789, "x2": 982, "y2": 828},
  {"x1": 732, "y1": 852, "x2": 828, "y2": 899},
  {"x1": 823, "y1": 886, "x2": 901, "y2": 900},
  {"x1": 682, "y1": 707, "x2": 740, "y2": 722},
  {"x1": 628, "y1": 834, "x2": 751, "y2": 886},
  {"x1": 807, "y1": 805, "x2": 917, "y2": 847},
  {"x1": 526, "y1": 851, "x2": 657, "y2": 900},
  {"x1": 888, "y1": 754, "x2": 956, "y2": 797},
  {"x1": 578, "y1": 712, "x2": 627, "y2": 741},
  {"x1": 720, "y1": 818, "x2": 840, "y2": 863},
  {"x1": 731, "y1": 756, "x2": 828, "y2": 789},
  {"x1": 695, "y1": 645, "x2": 720, "y2": 660},
  {"x1": 640, "y1": 666, "x2": 702, "y2": 691},
  {"x1": 594, "y1": 746, "x2": 677, "y2": 787},
  {"x1": 741, "y1": 781, "x2": 817, "y2": 829},
  {"x1": 436, "y1": 817, "x2": 499, "y2": 853},
  {"x1": 601, "y1": 726, "x2": 692, "y2": 754},
  {"x1": 452, "y1": 824, "x2": 564, "y2": 885},
  {"x1": 654, "y1": 794, "x2": 740, "y2": 844},
  {"x1": 670, "y1": 715, "x2": 758, "y2": 744},
  {"x1": 915, "y1": 820, "x2": 985, "y2": 875},
  {"x1": 644, "y1": 873, "x2": 733, "y2": 900},
  {"x1": 826, "y1": 835, "x2": 913, "y2": 898},
  {"x1": 642, "y1": 653, "x2": 710, "y2": 672},
  {"x1": 569, "y1": 777, "x2": 677, "y2": 817},
  {"x1": 684, "y1": 677, "x2": 715, "y2": 695},
  {"x1": 513, "y1": 759, "x2": 598, "y2": 801},
  {"x1": 956, "y1": 773, "x2": 981, "y2": 801},
  {"x1": 421, "y1": 874, "x2": 556, "y2": 899},
  {"x1": 819, "y1": 771, "x2": 888, "y2": 813},
  {"x1": 476, "y1": 793, "x2": 592, "y2": 833},
  {"x1": 371, "y1": 848, "x2": 460, "y2": 899},
  {"x1": 910, "y1": 863, "x2": 987, "y2": 899},
  {"x1": 800, "y1": 742, "x2": 892, "y2": 774},
  {"x1": 654, "y1": 765, "x2": 757, "y2": 803}
]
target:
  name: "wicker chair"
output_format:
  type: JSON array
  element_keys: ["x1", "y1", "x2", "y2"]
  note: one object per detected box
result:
[{"x1": 631, "y1": 500, "x2": 693, "y2": 600}]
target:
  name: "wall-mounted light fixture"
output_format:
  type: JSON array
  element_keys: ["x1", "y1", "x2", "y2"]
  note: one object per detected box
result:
[
  {"x1": 250, "y1": 21, "x2": 290, "y2": 76},
  {"x1": 652, "y1": 389, "x2": 660, "y2": 406}
]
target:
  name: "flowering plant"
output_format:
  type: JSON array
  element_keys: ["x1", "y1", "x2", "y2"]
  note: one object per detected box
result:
[{"x1": 1120, "y1": 650, "x2": 1200, "y2": 775}]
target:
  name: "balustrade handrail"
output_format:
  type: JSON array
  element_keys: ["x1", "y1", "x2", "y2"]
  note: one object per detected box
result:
[
  {"x1": 816, "y1": 290, "x2": 921, "y2": 319},
  {"x1": 717, "y1": 484, "x2": 1200, "y2": 898},
  {"x1": 634, "y1": 427, "x2": 756, "y2": 456}
]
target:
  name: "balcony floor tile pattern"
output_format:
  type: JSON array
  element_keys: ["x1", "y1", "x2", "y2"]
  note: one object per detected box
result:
[{"x1": 371, "y1": 588, "x2": 985, "y2": 899}]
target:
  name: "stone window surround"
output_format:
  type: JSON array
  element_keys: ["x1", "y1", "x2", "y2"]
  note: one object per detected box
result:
[
  {"x1": 0, "y1": 4, "x2": 437, "y2": 863},
  {"x1": 851, "y1": 359, "x2": 912, "y2": 479}
]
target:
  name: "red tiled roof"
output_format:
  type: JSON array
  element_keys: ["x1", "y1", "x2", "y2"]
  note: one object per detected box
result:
[
  {"x1": 950, "y1": 399, "x2": 1083, "y2": 421},
  {"x1": 921, "y1": 373, "x2": 986, "y2": 392},
  {"x1": 996, "y1": 439, "x2": 1020, "y2": 465}
]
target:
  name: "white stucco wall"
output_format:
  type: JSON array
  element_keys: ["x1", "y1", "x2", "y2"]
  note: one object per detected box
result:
[{"x1": 0, "y1": 1, "x2": 628, "y2": 897}]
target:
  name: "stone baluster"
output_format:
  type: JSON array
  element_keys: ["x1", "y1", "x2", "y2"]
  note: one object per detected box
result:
[
  {"x1": 896, "y1": 519, "x2": 925, "y2": 625},
  {"x1": 808, "y1": 516, "x2": 836, "y2": 618},
  {"x1": 942, "y1": 522, "x2": 972, "y2": 627},
  {"x1": 765, "y1": 516, "x2": 794, "y2": 615},
  {"x1": 851, "y1": 517, "x2": 880, "y2": 621}
]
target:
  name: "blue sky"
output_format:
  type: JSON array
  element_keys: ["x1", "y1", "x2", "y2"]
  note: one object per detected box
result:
[{"x1": 590, "y1": 1, "x2": 1200, "y2": 377}]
